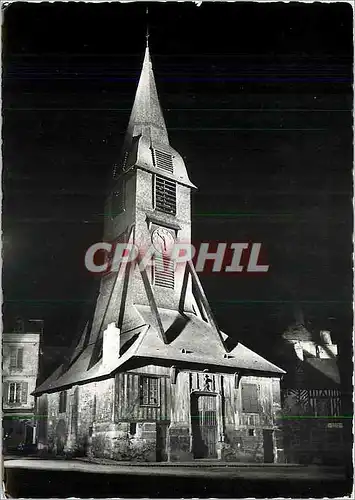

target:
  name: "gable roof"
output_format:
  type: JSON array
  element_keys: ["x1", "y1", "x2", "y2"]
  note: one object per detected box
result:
[{"x1": 304, "y1": 358, "x2": 341, "y2": 387}]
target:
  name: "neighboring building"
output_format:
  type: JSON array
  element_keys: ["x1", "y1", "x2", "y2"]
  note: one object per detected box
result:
[
  {"x1": 33, "y1": 43, "x2": 285, "y2": 463},
  {"x1": 2, "y1": 319, "x2": 42, "y2": 451},
  {"x1": 278, "y1": 315, "x2": 344, "y2": 464}
]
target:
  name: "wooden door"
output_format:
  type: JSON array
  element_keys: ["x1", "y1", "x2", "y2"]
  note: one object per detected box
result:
[
  {"x1": 156, "y1": 423, "x2": 168, "y2": 462},
  {"x1": 25, "y1": 423, "x2": 33, "y2": 445},
  {"x1": 263, "y1": 429, "x2": 274, "y2": 463},
  {"x1": 191, "y1": 394, "x2": 217, "y2": 459}
]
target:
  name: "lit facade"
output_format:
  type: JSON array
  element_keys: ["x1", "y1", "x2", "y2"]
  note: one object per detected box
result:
[
  {"x1": 34, "y1": 45, "x2": 285, "y2": 463},
  {"x1": 3, "y1": 320, "x2": 42, "y2": 451},
  {"x1": 279, "y1": 320, "x2": 344, "y2": 464}
]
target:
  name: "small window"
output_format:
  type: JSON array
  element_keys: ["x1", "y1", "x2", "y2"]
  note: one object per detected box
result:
[
  {"x1": 130, "y1": 423, "x2": 137, "y2": 435},
  {"x1": 154, "y1": 175, "x2": 176, "y2": 215},
  {"x1": 241, "y1": 383, "x2": 259, "y2": 413},
  {"x1": 153, "y1": 149, "x2": 173, "y2": 173},
  {"x1": 140, "y1": 376, "x2": 159, "y2": 406},
  {"x1": 153, "y1": 255, "x2": 174, "y2": 289},
  {"x1": 9, "y1": 347, "x2": 23, "y2": 370},
  {"x1": 248, "y1": 428, "x2": 255, "y2": 436},
  {"x1": 59, "y1": 391, "x2": 67, "y2": 413}
]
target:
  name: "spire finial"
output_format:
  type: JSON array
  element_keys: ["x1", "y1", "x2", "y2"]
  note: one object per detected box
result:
[{"x1": 146, "y1": 6, "x2": 149, "y2": 47}]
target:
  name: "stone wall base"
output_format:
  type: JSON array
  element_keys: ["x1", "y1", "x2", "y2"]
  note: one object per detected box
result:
[
  {"x1": 168, "y1": 425, "x2": 193, "y2": 461},
  {"x1": 90, "y1": 421, "x2": 157, "y2": 461}
]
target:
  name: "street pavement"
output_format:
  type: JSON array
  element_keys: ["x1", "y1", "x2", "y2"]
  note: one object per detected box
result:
[{"x1": 3, "y1": 456, "x2": 353, "y2": 498}]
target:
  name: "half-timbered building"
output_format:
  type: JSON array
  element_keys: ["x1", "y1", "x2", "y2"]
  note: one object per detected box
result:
[
  {"x1": 279, "y1": 315, "x2": 344, "y2": 464},
  {"x1": 34, "y1": 43, "x2": 285, "y2": 463}
]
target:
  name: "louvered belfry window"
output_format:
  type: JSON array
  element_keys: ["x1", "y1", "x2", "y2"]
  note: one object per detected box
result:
[
  {"x1": 153, "y1": 255, "x2": 174, "y2": 289},
  {"x1": 153, "y1": 149, "x2": 173, "y2": 173},
  {"x1": 155, "y1": 175, "x2": 176, "y2": 215}
]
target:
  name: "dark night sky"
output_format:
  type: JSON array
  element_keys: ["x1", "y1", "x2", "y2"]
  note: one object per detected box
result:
[{"x1": 2, "y1": 2, "x2": 353, "y2": 380}]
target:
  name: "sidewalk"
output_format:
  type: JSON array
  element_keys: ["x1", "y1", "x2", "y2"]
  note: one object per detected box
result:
[
  {"x1": 74, "y1": 455, "x2": 332, "y2": 468},
  {"x1": 4, "y1": 456, "x2": 347, "y2": 479},
  {"x1": 4, "y1": 454, "x2": 347, "y2": 472}
]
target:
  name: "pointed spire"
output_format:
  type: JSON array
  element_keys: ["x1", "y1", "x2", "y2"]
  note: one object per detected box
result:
[
  {"x1": 123, "y1": 36, "x2": 169, "y2": 148},
  {"x1": 146, "y1": 6, "x2": 150, "y2": 48}
]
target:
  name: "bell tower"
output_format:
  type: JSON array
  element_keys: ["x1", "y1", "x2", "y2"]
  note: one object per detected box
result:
[{"x1": 84, "y1": 41, "x2": 226, "y2": 356}]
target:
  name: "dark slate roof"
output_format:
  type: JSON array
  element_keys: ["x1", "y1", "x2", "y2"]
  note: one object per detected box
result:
[
  {"x1": 303, "y1": 358, "x2": 341, "y2": 387},
  {"x1": 33, "y1": 305, "x2": 284, "y2": 395},
  {"x1": 134, "y1": 306, "x2": 285, "y2": 374}
]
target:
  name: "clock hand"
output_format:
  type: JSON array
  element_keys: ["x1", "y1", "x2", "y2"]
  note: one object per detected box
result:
[{"x1": 157, "y1": 232, "x2": 166, "y2": 252}]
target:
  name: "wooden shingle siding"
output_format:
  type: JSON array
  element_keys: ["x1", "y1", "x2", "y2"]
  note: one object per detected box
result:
[{"x1": 115, "y1": 372, "x2": 171, "y2": 422}]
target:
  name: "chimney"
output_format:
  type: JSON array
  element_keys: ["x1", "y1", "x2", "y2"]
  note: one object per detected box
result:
[
  {"x1": 103, "y1": 323, "x2": 120, "y2": 369},
  {"x1": 318, "y1": 330, "x2": 338, "y2": 358},
  {"x1": 320, "y1": 330, "x2": 332, "y2": 345},
  {"x1": 14, "y1": 318, "x2": 25, "y2": 333}
]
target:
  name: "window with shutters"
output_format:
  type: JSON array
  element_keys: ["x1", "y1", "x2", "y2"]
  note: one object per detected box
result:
[
  {"x1": 8, "y1": 382, "x2": 28, "y2": 404},
  {"x1": 140, "y1": 376, "x2": 159, "y2": 406},
  {"x1": 59, "y1": 391, "x2": 67, "y2": 413},
  {"x1": 154, "y1": 175, "x2": 176, "y2": 215},
  {"x1": 241, "y1": 383, "x2": 260, "y2": 413},
  {"x1": 153, "y1": 255, "x2": 174, "y2": 289},
  {"x1": 9, "y1": 347, "x2": 23, "y2": 370},
  {"x1": 153, "y1": 149, "x2": 173, "y2": 173}
]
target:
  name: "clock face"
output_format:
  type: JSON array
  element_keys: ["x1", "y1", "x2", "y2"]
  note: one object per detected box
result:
[{"x1": 151, "y1": 227, "x2": 175, "y2": 255}]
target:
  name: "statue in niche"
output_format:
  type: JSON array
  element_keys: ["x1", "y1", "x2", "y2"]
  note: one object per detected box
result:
[{"x1": 203, "y1": 374, "x2": 213, "y2": 391}]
